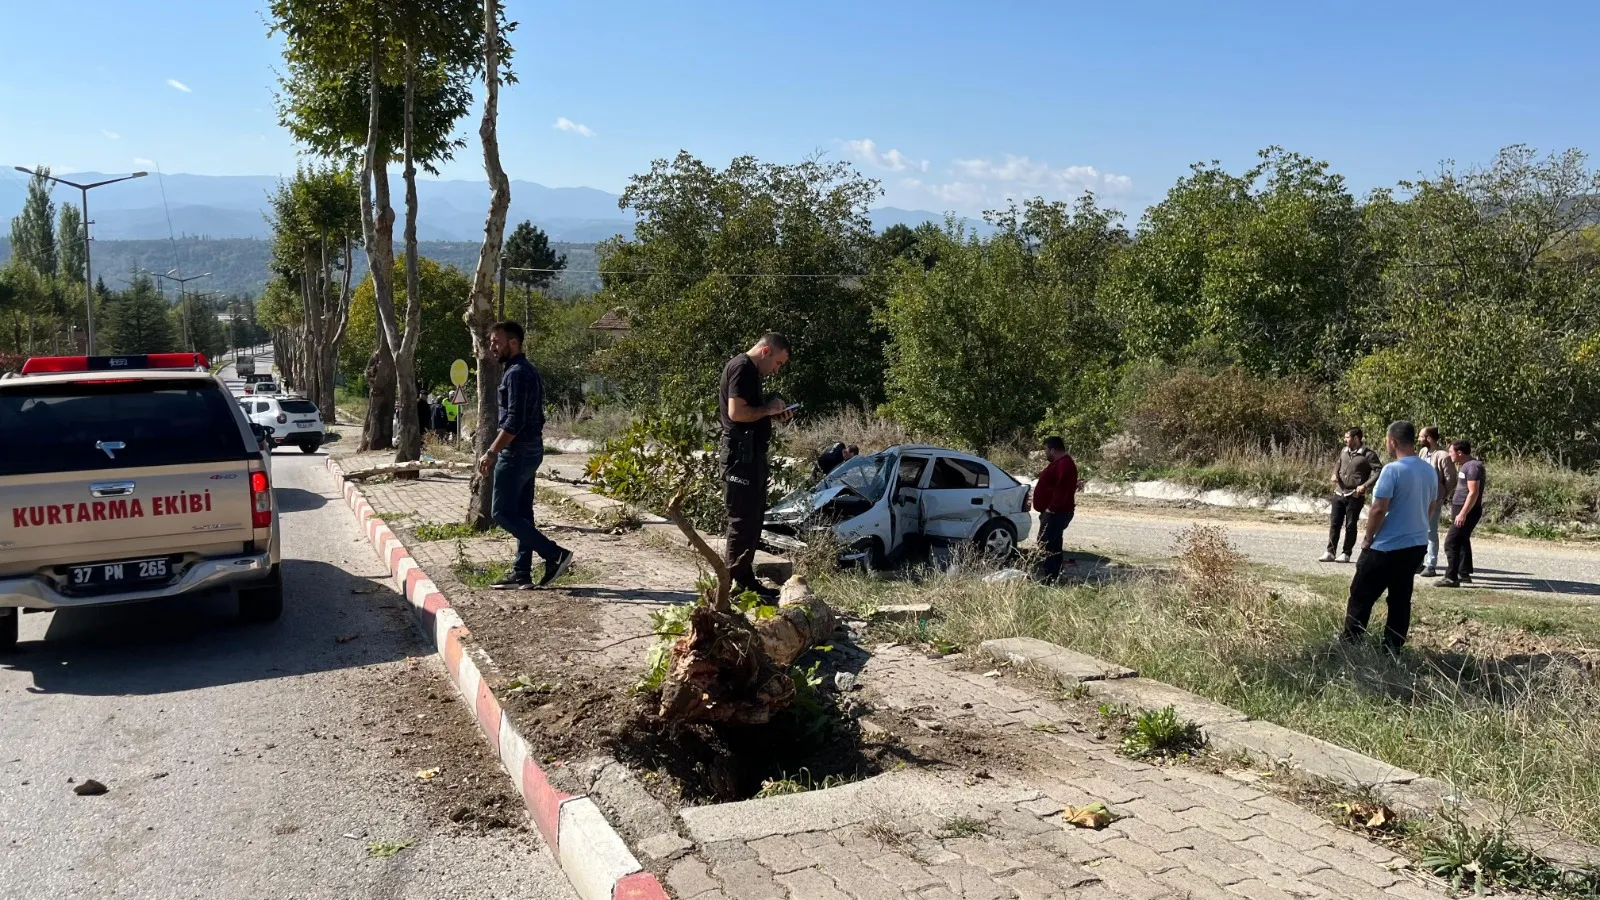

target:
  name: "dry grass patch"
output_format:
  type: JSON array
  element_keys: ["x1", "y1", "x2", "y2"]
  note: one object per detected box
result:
[{"x1": 815, "y1": 526, "x2": 1600, "y2": 844}]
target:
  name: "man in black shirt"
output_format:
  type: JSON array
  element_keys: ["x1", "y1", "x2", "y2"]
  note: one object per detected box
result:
[
  {"x1": 815, "y1": 443, "x2": 859, "y2": 479},
  {"x1": 476, "y1": 321, "x2": 573, "y2": 590},
  {"x1": 719, "y1": 332, "x2": 793, "y2": 601}
]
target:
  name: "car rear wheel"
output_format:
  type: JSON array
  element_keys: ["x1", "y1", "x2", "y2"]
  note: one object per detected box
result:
[
  {"x1": 974, "y1": 520, "x2": 1018, "y2": 558},
  {"x1": 0, "y1": 610, "x2": 16, "y2": 653},
  {"x1": 299, "y1": 442, "x2": 320, "y2": 454},
  {"x1": 239, "y1": 565, "x2": 284, "y2": 623}
]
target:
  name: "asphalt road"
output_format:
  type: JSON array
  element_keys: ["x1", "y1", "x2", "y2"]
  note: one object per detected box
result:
[
  {"x1": 1058, "y1": 501, "x2": 1600, "y2": 602},
  {"x1": 0, "y1": 450, "x2": 577, "y2": 899}
]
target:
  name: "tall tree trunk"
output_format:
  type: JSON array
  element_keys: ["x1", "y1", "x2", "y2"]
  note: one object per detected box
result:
[
  {"x1": 361, "y1": 334, "x2": 396, "y2": 451},
  {"x1": 321, "y1": 236, "x2": 356, "y2": 425},
  {"x1": 393, "y1": 52, "x2": 424, "y2": 469},
  {"x1": 357, "y1": 34, "x2": 400, "y2": 460},
  {"x1": 465, "y1": 0, "x2": 511, "y2": 529}
]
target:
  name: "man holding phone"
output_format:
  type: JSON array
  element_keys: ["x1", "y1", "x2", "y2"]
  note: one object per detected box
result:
[{"x1": 718, "y1": 332, "x2": 793, "y2": 602}]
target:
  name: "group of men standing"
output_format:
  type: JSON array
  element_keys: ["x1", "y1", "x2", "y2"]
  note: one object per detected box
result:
[
  {"x1": 1320, "y1": 425, "x2": 1487, "y2": 589},
  {"x1": 1325, "y1": 421, "x2": 1489, "y2": 653}
]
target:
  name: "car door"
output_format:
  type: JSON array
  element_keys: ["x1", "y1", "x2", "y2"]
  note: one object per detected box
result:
[
  {"x1": 888, "y1": 455, "x2": 931, "y2": 551},
  {"x1": 920, "y1": 456, "x2": 992, "y2": 540}
]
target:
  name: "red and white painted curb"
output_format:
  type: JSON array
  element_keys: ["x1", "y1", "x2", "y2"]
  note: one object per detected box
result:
[{"x1": 324, "y1": 458, "x2": 671, "y2": 900}]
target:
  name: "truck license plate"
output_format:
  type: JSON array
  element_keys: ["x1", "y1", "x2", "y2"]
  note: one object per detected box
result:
[
  {"x1": 69, "y1": 557, "x2": 171, "y2": 590},
  {"x1": 294, "y1": 420, "x2": 315, "y2": 427}
]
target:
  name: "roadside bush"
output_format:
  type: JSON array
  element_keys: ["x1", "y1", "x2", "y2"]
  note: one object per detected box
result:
[
  {"x1": 1479, "y1": 457, "x2": 1600, "y2": 527},
  {"x1": 1124, "y1": 367, "x2": 1336, "y2": 460},
  {"x1": 782, "y1": 407, "x2": 917, "y2": 465},
  {"x1": 584, "y1": 413, "x2": 805, "y2": 534},
  {"x1": 584, "y1": 413, "x2": 726, "y2": 533}
]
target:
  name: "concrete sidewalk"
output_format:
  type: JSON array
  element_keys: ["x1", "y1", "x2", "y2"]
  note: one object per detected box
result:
[{"x1": 349, "y1": 465, "x2": 1479, "y2": 900}]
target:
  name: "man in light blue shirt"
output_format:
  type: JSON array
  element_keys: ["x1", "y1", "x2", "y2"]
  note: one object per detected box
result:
[{"x1": 1340, "y1": 420, "x2": 1437, "y2": 652}]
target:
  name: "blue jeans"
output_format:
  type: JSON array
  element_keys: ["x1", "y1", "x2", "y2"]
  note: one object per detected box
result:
[
  {"x1": 491, "y1": 444, "x2": 561, "y2": 577},
  {"x1": 1036, "y1": 510, "x2": 1074, "y2": 581}
]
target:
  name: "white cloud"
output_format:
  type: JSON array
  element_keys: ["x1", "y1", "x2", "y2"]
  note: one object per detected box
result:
[
  {"x1": 101, "y1": 129, "x2": 121, "y2": 140},
  {"x1": 888, "y1": 154, "x2": 1133, "y2": 215},
  {"x1": 951, "y1": 155, "x2": 1131, "y2": 194},
  {"x1": 844, "y1": 138, "x2": 927, "y2": 173},
  {"x1": 553, "y1": 117, "x2": 595, "y2": 138},
  {"x1": 133, "y1": 157, "x2": 154, "y2": 166},
  {"x1": 166, "y1": 78, "x2": 191, "y2": 93}
]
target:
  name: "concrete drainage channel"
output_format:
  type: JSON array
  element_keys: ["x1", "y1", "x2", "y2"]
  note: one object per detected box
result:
[{"x1": 978, "y1": 636, "x2": 1600, "y2": 873}]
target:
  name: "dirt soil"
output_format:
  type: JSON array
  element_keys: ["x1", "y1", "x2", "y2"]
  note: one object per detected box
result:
[{"x1": 364, "y1": 473, "x2": 1045, "y2": 810}]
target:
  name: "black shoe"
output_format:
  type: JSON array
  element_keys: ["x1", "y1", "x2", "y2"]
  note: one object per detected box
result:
[
  {"x1": 535, "y1": 549, "x2": 575, "y2": 588},
  {"x1": 1459, "y1": 574, "x2": 1473, "y2": 584},
  {"x1": 490, "y1": 572, "x2": 531, "y2": 590},
  {"x1": 1433, "y1": 578, "x2": 1460, "y2": 588}
]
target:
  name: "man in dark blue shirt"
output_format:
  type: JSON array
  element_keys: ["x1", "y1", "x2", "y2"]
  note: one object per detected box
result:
[{"x1": 476, "y1": 321, "x2": 572, "y2": 589}]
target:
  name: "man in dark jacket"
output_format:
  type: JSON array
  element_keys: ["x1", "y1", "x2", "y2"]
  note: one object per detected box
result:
[
  {"x1": 1320, "y1": 428, "x2": 1380, "y2": 564},
  {"x1": 815, "y1": 443, "x2": 858, "y2": 479},
  {"x1": 476, "y1": 321, "x2": 572, "y2": 589},
  {"x1": 718, "y1": 332, "x2": 793, "y2": 601},
  {"x1": 1032, "y1": 437, "x2": 1079, "y2": 582}
]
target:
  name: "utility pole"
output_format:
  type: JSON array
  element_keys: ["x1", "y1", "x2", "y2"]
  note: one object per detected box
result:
[{"x1": 13, "y1": 167, "x2": 148, "y2": 355}]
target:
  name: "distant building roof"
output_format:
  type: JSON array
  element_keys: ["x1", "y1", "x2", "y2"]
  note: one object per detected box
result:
[{"x1": 590, "y1": 309, "x2": 629, "y2": 332}]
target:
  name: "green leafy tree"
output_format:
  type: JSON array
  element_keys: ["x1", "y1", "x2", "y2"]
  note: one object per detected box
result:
[
  {"x1": 881, "y1": 195, "x2": 1128, "y2": 451},
  {"x1": 9, "y1": 167, "x2": 57, "y2": 278},
  {"x1": 599, "y1": 152, "x2": 884, "y2": 414},
  {"x1": 266, "y1": 164, "x2": 363, "y2": 421},
  {"x1": 57, "y1": 204, "x2": 85, "y2": 284},
  {"x1": 270, "y1": 0, "x2": 504, "y2": 465},
  {"x1": 1107, "y1": 148, "x2": 1381, "y2": 382},
  {"x1": 502, "y1": 220, "x2": 567, "y2": 293},
  {"x1": 1345, "y1": 145, "x2": 1600, "y2": 457},
  {"x1": 102, "y1": 276, "x2": 175, "y2": 354},
  {"x1": 340, "y1": 256, "x2": 473, "y2": 392},
  {"x1": 172, "y1": 293, "x2": 228, "y2": 361}
]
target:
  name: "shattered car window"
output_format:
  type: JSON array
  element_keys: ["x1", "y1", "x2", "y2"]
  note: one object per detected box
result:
[{"x1": 820, "y1": 452, "x2": 895, "y2": 504}]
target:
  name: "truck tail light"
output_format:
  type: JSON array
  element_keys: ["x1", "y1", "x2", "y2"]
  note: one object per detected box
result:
[
  {"x1": 276, "y1": 413, "x2": 287, "y2": 424},
  {"x1": 250, "y1": 471, "x2": 272, "y2": 528},
  {"x1": 1022, "y1": 486, "x2": 1032, "y2": 513}
]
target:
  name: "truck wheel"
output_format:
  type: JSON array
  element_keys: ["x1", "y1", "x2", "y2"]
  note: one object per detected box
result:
[
  {"x1": 974, "y1": 520, "x2": 1018, "y2": 559},
  {"x1": 299, "y1": 442, "x2": 320, "y2": 454},
  {"x1": 239, "y1": 565, "x2": 284, "y2": 623},
  {"x1": 0, "y1": 610, "x2": 16, "y2": 652}
]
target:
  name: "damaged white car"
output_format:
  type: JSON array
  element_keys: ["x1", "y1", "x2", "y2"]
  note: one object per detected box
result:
[{"x1": 762, "y1": 445, "x2": 1032, "y2": 569}]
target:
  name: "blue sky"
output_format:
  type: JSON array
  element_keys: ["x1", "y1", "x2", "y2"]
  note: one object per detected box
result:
[{"x1": 2, "y1": 0, "x2": 1597, "y2": 219}]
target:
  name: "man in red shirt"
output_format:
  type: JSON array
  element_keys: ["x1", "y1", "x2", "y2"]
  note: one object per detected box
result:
[{"x1": 1032, "y1": 436, "x2": 1080, "y2": 582}]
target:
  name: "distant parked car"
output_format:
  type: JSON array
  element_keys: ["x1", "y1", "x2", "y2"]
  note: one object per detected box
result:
[
  {"x1": 762, "y1": 444, "x2": 1032, "y2": 569},
  {"x1": 242, "y1": 396, "x2": 325, "y2": 454}
]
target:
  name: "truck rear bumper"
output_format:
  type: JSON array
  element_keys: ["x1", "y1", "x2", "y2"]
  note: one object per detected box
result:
[{"x1": 0, "y1": 552, "x2": 275, "y2": 611}]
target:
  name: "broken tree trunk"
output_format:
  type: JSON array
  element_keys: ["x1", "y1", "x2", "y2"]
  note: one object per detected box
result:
[{"x1": 656, "y1": 485, "x2": 838, "y2": 725}]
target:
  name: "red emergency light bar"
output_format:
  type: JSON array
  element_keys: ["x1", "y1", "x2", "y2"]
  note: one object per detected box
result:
[{"x1": 20, "y1": 353, "x2": 209, "y2": 375}]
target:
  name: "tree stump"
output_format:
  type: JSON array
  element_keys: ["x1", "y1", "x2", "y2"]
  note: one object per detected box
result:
[{"x1": 655, "y1": 485, "x2": 838, "y2": 726}]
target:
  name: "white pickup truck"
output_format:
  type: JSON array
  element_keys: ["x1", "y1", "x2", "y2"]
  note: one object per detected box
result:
[{"x1": 0, "y1": 353, "x2": 282, "y2": 651}]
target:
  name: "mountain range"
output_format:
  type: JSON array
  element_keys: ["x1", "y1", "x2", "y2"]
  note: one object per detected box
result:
[{"x1": 1, "y1": 171, "x2": 979, "y2": 243}]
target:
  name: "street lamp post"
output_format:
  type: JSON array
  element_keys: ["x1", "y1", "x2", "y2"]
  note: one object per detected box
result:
[
  {"x1": 13, "y1": 167, "x2": 147, "y2": 355},
  {"x1": 154, "y1": 270, "x2": 211, "y2": 350}
]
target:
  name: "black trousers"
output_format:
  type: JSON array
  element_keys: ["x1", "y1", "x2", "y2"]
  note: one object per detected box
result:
[
  {"x1": 1036, "y1": 510, "x2": 1074, "y2": 581},
  {"x1": 1444, "y1": 504, "x2": 1482, "y2": 582},
  {"x1": 1342, "y1": 544, "x2": 1428, "y2": 649},
  {"x1": 1327, "y1": 494, "x2": 1365, "y2": 556},
  {"x1": 723, "y1": 460, "x2": 768, "y2": 588}
]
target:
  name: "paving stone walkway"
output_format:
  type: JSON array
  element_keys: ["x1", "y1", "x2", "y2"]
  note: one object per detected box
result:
[{"x1": 349, "y1": 463, "x2": 1470, "y2": 900}]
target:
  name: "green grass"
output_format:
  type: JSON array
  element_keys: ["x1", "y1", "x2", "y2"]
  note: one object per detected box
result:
[
  {"x1": 814, "y1": 533, "x2": 1600, "y2": 845},
  {"x1": 413, "y1": 521, "x2": 488, "y2": 542}
]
